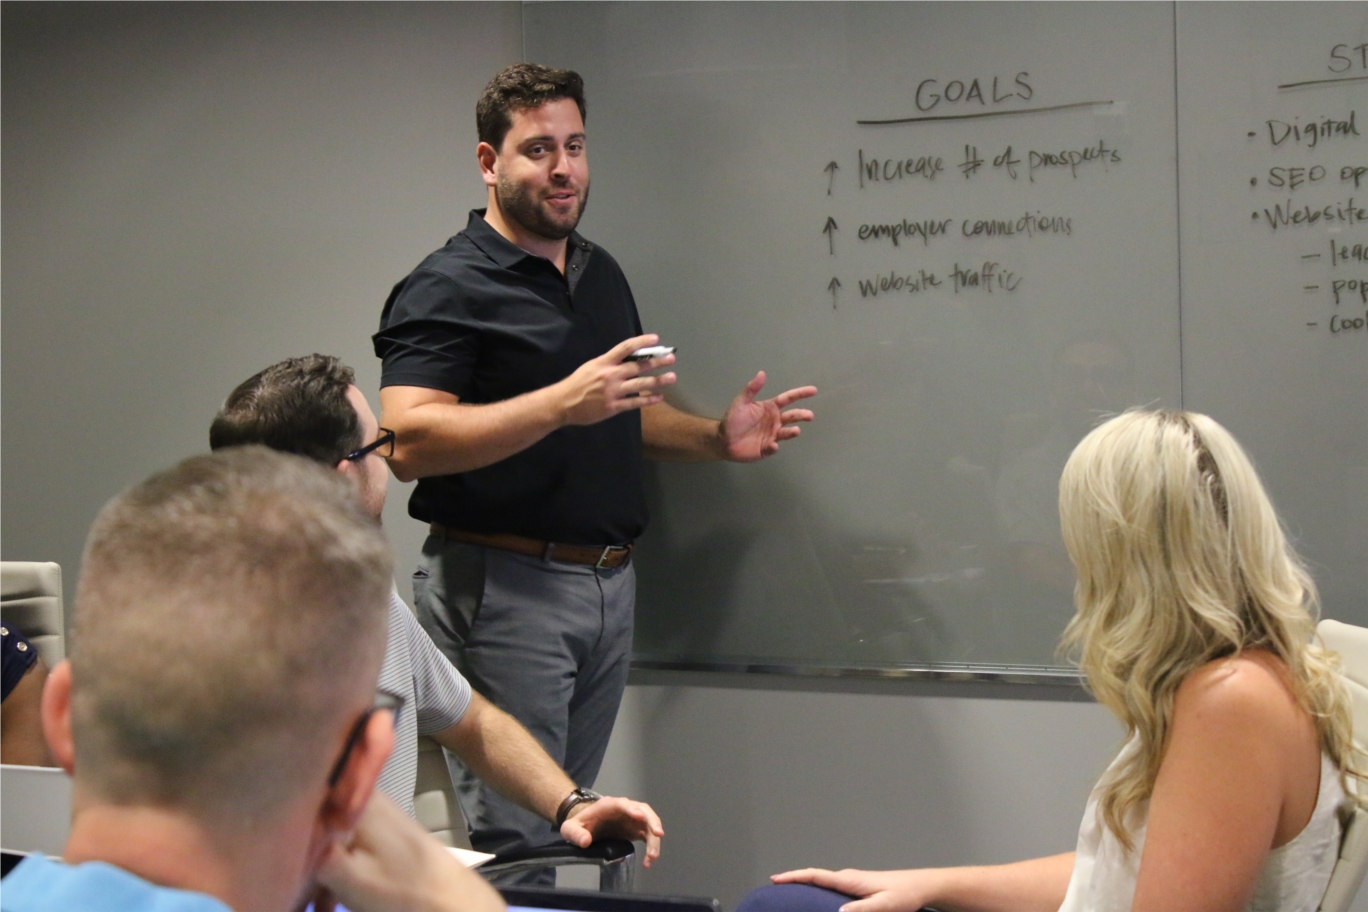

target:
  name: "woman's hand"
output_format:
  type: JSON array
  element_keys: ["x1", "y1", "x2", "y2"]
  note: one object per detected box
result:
[
  {"x1": 770, "y1": 853, "x2": 1074, "y2": 912},
  {"x1": 770, "y1": 867, "x2": 938, "y2": 912}
]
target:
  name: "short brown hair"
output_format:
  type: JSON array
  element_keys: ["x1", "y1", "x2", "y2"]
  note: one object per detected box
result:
[
  {"x1": 210, "y1": 354, "x2": 360, "y2": 466},
  {"x1": 477, "y1": 62, "x2": 586, "y2": 151},
  {"x1": 70, "y1": 447, "x2": 393, "y2": 821}
]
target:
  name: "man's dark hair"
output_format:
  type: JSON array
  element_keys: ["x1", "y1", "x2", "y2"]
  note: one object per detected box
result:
[
  {"x1": 209, "y1": 355, "x2": 361, "y2": 466},
  {"x1": 477, "y1": 62, "x2": 587, "y2": 151}
]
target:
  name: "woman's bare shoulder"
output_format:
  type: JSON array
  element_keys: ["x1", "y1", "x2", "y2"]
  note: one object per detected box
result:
[{"x1": 1173, "y1": 650, "x2": 1306, "y2": 736}]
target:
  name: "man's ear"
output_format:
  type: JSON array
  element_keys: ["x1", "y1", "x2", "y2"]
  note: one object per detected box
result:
[
  {"x1": 40, "y1": 660, "x2": 76, "y2": 774},
  {"x1": 477, "y1": 141, "x2": 499, "y2": 187},
  {"x1": 335, "y1": 457, "x2": 365, "y2": 491},
  {"x1": 301, "y1": 710, "x2": 395, "y2": 884},
  {"x1": 322, "y1": 710, "x2": 394, "y2": 833}
]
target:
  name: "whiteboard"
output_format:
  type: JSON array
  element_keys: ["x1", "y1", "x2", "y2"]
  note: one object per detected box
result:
[
  {"x1": 1178, "y1": 4, "x2": 1368, "y2": 643},
  {"x1": 527, "y1": 2, "x2": 1183, "y2": 675}
]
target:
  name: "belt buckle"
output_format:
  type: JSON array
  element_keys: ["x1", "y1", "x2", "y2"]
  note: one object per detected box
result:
[{"x1": 595, "y1": 546, "x2": 620, "y2": 569}]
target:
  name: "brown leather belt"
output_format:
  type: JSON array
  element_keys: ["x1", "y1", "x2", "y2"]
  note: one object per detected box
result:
[{"x1": 429, "y1": 523, "x2": 633, "y2": 570}]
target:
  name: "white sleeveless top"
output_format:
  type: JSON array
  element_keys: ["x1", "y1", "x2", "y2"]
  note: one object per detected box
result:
[{"x1": 1058, "y1": 740, "x2": 1348, "y2": 912}]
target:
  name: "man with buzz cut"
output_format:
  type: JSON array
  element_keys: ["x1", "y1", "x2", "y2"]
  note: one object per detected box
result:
[
  {"x1": 209, "y1": 354, "x2": 661, "y2": 876},
  {"x1": 373, "y1": 62, "x2": 817, "y2": 867},
  {"x1": 0, "y1": 447, "x2": 505, "y2": 912}
]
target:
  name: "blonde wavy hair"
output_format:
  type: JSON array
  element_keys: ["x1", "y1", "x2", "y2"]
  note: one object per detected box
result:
[{"x1": 1058, "y1": 409, "x2": 1363, "y2": 851}]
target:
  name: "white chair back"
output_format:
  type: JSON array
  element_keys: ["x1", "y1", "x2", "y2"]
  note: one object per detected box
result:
[{"x1": 414, "y1": 735, "x2": 472, "y2": 850}]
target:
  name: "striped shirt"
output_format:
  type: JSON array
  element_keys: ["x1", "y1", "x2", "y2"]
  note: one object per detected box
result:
[{"x1": 376, "y1": 589, "x2": 472, "y2": 817}]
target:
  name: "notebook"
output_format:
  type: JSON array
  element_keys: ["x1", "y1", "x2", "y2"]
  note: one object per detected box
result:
[
  {"x1": 499, "y1": 885, "x2": 721, "y2": 912},
  {"x1": 0, "y1": 764, "x2": 72, "y2": 857},
  {"x1": 300, "y1": 884, "x2": 721, "y2": 912}
]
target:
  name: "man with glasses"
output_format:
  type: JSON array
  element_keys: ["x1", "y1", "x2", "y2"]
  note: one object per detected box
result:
[
  {"x1": 0, "y1": 447, "x2": 505, "y2": 912},
  {"x1": 209, "y1": 355, "x2": 661, "y2": 870}
]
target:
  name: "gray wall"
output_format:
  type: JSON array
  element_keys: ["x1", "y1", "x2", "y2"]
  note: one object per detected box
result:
[
  {"x1": 1, "y1": 1, "x2": 525, "y2": 589},
  {"x1": 3, "y1": 5, "x2": 1357, "y2": 911},
  {"x1": 587, "y1": 678, "x2": 1119, "y2": 907}
]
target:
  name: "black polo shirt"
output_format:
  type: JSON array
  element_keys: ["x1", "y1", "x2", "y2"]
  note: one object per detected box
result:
[{"x1": 374, "y1": 210, "x2": 647, "y2": 545}]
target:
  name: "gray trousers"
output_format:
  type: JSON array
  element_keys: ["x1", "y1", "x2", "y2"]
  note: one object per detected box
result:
[{"x1": 412, "y1": 535, "x2": 635, "y2": 874}]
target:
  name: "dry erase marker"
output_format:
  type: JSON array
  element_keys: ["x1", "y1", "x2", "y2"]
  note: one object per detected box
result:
[{"x1": 625, "y1": 345, "x2": 675, "y2": 362}]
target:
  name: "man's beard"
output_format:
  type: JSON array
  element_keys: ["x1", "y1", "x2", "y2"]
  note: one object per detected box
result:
[{"x1": 496, "y1": 174, "x2": 589, "y2": 241}]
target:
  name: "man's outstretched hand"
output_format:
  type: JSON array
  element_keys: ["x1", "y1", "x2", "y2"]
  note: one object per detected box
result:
[
  {"x1": 560, "y1": 796, "x2": 665, "y2": 868},
  {"x1": 720, "y1": 371, "x2": 817, "y2": 463}
]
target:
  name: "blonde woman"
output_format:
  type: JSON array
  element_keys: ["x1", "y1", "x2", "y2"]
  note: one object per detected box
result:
[{"x1": 740, "y1": 410, "x2": 1360, "y2": 912}]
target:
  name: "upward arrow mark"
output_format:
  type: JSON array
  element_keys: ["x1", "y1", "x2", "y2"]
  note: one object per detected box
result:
[
  {"x1": 827, "y1": 276, "x2": 841, "y2": 310},
  {"x1": 822, "y1": 217, "x2": 839, "y2": 255},
  {"x1": 824, "y1": 161, "x2": 839, "y2": 195}
]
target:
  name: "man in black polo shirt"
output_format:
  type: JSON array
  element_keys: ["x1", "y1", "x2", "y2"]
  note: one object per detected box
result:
[{"x1": 374, "y1": 63, "x2": 816, "y2": 869}]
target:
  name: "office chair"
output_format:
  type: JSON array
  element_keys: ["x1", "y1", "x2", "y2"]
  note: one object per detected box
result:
[
  {"x1": 1315, "y1": 619, "x2": 1368, "y2": 912},
  {"x1": 0, "y1": 562, "x2": 65, "y2": 665},
  {"x1": 415, "y1": 736, "x2": 635, "y2": 892}
]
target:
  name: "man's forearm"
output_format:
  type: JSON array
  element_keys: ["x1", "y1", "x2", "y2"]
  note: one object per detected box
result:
[
  {"x1": 434, "y1": 695, "x2": 574, "y2": 822},
  {"x1": 640, "y1": 402, "x2": 726, "y2": 462},
  {"x1": 382, "y1": 387, "x2": 566, "y2": 481},
  {"x1": 382, "y1": 335, "x2": 671, "y2": 481}
]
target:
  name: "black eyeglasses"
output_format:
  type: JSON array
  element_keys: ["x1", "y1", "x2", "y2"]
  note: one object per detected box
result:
[
  {"x1": 327, "y1": 688, "x2": 406, "y2": 788},
  {"x1": 345, "y1": 428, "x2": 395, "y2": 462}
]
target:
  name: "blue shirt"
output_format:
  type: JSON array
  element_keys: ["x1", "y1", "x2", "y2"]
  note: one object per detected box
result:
[{"x1": 1, "y1": 854, "x2": 232, "y2": 912}]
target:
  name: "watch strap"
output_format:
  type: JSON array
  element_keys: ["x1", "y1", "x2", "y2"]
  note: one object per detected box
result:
[{"x1": 555, "y1": 787, "x2": 602, "y2": 827}]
